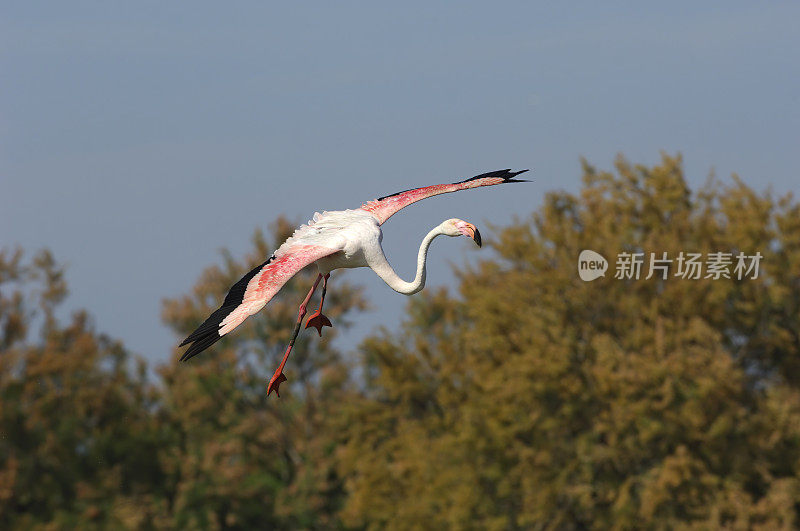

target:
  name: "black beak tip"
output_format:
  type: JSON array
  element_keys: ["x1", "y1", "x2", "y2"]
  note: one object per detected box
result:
[{"x1": 473, "y1": 228, "x2": 482, "y2": 248}]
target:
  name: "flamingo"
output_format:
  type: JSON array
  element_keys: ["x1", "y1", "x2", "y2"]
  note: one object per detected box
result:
[{"x1": 179, "y1": 169, "x2": 529, "y2": 397}]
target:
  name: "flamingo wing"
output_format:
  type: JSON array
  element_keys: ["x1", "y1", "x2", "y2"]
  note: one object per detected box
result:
[
  {"x1": 359, "y1": 169, "x2": 529, "y2": 225},
  {"x1": 179, "y1": 239, "x2": 342, "y2": 362}
]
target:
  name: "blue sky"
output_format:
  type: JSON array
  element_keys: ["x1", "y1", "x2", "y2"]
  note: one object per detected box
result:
[{"x1": 2, "y1": 2, "x2": 798, "y2": 367}]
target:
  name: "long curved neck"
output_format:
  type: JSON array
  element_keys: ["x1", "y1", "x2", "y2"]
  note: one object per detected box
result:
[{"x1": 371, "y1": 225, "x2": 444, "y2": 295}]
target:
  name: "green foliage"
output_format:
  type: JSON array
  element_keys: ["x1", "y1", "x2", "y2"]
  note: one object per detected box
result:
[
  {"x1": 0, "y1": 249, "x2": 165, "y2": 529},
  {"x1": 337, "y1": 154, "x2": 800, "y2": 529},
  {"x1": 2, "y1": 157, "x2": 799, "y2": 529},
  {"x1": 156, "y1": 217, "x2": 367, "y2": 529},
  {"x1": 0, "y1": 218, "x2": 368, "y2": 529}
]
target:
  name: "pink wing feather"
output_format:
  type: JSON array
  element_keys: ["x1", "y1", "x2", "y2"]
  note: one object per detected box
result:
[
  {"x1": 179, "y1": 243, "x2": 339, "y2": 361},
  {"x1": 359, "y1": 169, "x2": 529, "y2": 225}
]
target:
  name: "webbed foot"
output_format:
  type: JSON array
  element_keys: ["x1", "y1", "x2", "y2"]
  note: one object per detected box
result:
[
  {"x1": 304, "y1": 312, "x2": 332, "y2": 336},
  {"x1": 267, "y1": 371, "x2": 288, "y2": 398}
]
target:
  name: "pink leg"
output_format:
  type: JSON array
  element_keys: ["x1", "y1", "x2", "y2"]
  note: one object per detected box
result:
[
  {"x1": 305, "y1": 273, "x2": 333, "y2": 336},
  {"x1": 267, "y1": 274, "x2": 323, "y2": 398}
]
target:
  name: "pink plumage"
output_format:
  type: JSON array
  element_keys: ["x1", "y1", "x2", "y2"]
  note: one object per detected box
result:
[{"x1": 178, "y1": 168, "x2": 529, "y2": 397}]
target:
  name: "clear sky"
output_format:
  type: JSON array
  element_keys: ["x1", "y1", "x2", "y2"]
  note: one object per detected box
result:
[{"x1": 2, "y1": 2, "x2": 798, "y2": 367}]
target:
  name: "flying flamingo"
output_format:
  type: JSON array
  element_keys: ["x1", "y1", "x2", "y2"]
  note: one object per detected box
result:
[{"x1": 179, "y1": 169, "x2": 529, "y2": 397}]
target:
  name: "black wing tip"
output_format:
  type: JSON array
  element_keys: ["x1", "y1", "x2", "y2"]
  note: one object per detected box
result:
[
  {"x1": 177, "y1": 257, "x2": 274, "y2": 362},
  {"x1": 178, "y1": 306, "x2": 233, "y2": 361},
  {"x1": 179, "y1": 331, "x2": 223, "y2": 362},
  {"x1": 458, "y1": 168, "x2": 531, "y2": 184},
  {"x1": 178, "y1": 306, "x2": 231, "y2": 361}
]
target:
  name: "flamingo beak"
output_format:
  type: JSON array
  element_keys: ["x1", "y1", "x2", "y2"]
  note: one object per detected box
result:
[{"x1": 463, "y1": 223, "x2": 481, "y2": 247}]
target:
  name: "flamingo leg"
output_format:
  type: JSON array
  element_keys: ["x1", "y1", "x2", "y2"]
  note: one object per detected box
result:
[
  {"x1": 305, "y1": 273, "x2": 333, "y2": 336},
  {"x1": 267, "y1": 274, "x2": 323, "y2": 398}
]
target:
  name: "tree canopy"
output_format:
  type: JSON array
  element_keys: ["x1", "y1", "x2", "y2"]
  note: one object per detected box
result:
[{"x1": 2, "y1": 155, "x2": 799, "y2": 529}]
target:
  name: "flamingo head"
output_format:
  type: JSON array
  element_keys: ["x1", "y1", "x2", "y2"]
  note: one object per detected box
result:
[{"x1": 442, "y1": 218, "x2": 482, "y2": 247}]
